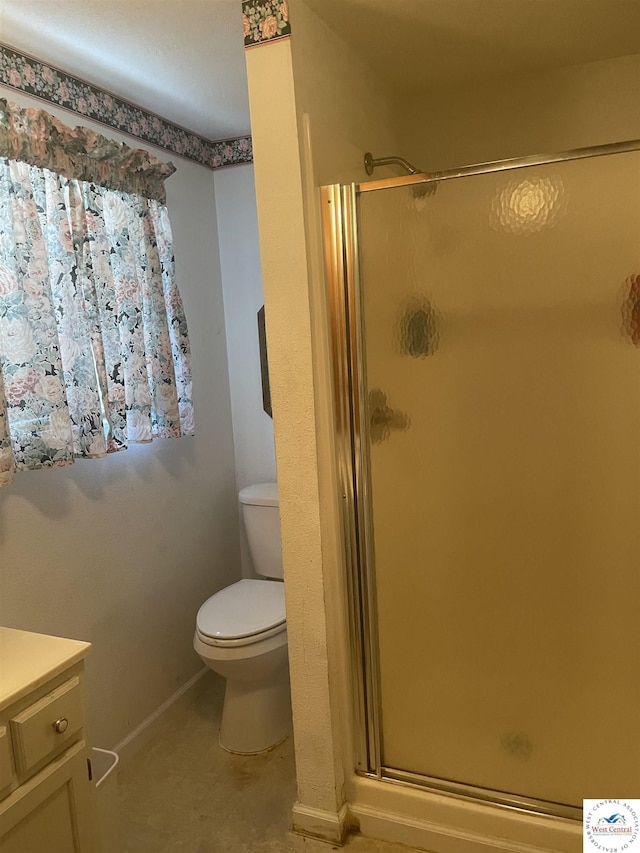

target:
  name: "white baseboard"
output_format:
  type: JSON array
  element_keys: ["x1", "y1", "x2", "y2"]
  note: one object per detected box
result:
[
  {"x1": 351, "y1": 802, "x2": 574, "y2": 853},
  {"x1": 113, "y1": 667, "x2": 209, "y2": 766},
  {"x1": 348, "y1": 777, "x2": 581, "y2": 853},
  {"x1": 292, "y1": 801, "x2": 351, "y2": 845}
]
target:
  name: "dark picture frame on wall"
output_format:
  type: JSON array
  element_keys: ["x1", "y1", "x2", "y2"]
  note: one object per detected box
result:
[{"x1": 257, "y1": 305, "x2": 272, "y2": 418}]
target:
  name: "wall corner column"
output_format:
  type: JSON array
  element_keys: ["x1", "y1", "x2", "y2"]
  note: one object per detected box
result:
[{"x1": 244, "y1": 22, "x2": 350, "y2": 843}]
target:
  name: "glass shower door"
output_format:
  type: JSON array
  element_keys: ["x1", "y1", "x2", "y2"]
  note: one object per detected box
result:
[{"x1": 356, "y1": 152, "x2": 640, "y2": 808}]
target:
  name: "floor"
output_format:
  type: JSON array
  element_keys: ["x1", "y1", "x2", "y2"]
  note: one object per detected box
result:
[{"x1": 117, "y1": 672, "x2": 420, "y2": 853}]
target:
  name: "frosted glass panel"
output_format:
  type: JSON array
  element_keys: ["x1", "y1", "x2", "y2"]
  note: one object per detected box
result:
[{"x1": 358, "y1": 153, "x2": 640, "y2": 806}]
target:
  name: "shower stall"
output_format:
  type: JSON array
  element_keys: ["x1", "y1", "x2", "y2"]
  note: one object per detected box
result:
[{"x1": 322, "y1": 141, "x2": 640, "y2": 818}]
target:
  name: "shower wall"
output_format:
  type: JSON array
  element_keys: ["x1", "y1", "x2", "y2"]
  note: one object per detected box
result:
[{"x1": 399, "y1": 53, "x2": 640, "y2": 171}]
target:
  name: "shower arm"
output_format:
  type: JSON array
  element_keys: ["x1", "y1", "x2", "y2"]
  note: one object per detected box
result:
[{"x1": 364, "y1": 152, "x2": 422, "y2": 176}]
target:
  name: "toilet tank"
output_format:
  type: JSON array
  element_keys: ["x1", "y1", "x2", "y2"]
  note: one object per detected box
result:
[{"x1": 239, "y1": 483, "x2": 283, "y2": 579}]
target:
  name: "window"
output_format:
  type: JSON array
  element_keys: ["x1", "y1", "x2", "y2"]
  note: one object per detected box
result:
[{"x1": 0, "y1": 99, "x2": 193, "y2": 486}]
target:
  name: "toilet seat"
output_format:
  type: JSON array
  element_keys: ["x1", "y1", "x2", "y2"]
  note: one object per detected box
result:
[
  {"x1": 196, "y1": 579, "x2": 286, "y2": 647},
  {"x1": 195, "y1": 622, "x2": 286, "y2": 649}
]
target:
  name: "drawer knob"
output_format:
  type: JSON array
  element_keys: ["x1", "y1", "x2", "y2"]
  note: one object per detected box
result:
[{"x1": 53, "y1": 717, "x2": 69, "y2": 734}]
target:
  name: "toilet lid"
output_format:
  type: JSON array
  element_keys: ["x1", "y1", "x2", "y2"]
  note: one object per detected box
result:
[
  {"x1": 196, "y1": 579, "x2": 286, "y2": 640},
  {"x1": 238, "y1": 483, "x2": 278, "y2": 507}
]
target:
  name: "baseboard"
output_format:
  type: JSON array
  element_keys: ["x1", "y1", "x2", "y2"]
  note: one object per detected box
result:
[
  {"x1": 292, "y1": 801, "x2": 351, "y2": 846},
  {"x1": 113, "y1": 667, "x2": 210, "y2": 766},
  {"x1": 351, "y1": 802, "x2": 572, "y2": 853},
  {"x1": 348, "y1": 777, "x2": 581, "y2": 853}
]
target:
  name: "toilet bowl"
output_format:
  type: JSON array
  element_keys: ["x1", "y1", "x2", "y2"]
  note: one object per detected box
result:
[{"x1": 194, "y1": 485, "x2": 292, "y2": 753}]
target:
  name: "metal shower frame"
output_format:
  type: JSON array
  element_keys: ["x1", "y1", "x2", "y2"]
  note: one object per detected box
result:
[{"x1": 321, "y1": 138, "x2": 640, "y2": 822}]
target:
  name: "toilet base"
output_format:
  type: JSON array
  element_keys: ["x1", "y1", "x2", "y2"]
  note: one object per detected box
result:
[
  {"x1": 219, "y1": 672, "x2": 293, "y2": 754},
  {"x1": 219, "y1": 728, "x2": 290, "y2": 755}
]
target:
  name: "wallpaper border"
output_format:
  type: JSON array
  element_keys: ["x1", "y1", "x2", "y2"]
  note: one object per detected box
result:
[
  {"x1": 0, "y1": 44, "x2": 253, "y2": 170},
  {"x1": 242, "y1": 0, "x2": 291, "y2": 47}
]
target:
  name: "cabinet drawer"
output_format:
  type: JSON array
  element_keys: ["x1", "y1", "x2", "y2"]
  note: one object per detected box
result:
[
  {"x1": 0, "y1": 728, "x2": 12, "y2": 793},
  {"x1": 10, "y1": 677, "x2": 83, "y2": 775}
]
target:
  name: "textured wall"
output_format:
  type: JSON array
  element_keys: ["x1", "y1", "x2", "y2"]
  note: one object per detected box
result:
[
  {"x1": 399, "y1": 53, "x2": 640, "y2": 171},
  {"x1": 245, "y1": 0, "x2": 401, "y2": 818},
  {"x1": 214, "y1": 164, "x2": 276, "y2": 576},
  {"x1": 288, "y1": 0, "x2": 400, "y2": 186},
  {"x1": 246, "y1": 38, "x2": 338, "y2": 811},
  {"x1": 0, "y1": 86, "x2": 241, "y2": 750}
]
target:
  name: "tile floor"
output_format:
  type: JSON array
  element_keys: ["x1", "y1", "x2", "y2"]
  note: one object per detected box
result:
[{"x1": 117, "y1": 672, "x2": 419, "y2": 853}]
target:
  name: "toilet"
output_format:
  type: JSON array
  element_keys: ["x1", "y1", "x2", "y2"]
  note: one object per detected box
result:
[{"x1": 193, "y1": 483, "x2": 291, "y2": 754}]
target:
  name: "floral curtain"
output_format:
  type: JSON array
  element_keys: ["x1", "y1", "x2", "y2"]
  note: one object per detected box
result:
[{"x1": 0, "y1": 99, "x2": 193, "y2": 486}]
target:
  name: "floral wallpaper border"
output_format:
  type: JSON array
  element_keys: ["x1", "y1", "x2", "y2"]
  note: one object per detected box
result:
[
  {"x1": 243, "y1": 0, "x2": 291, "y2": 47},
  {"x1": 0, "y1": 44, "x2": 253, "y2": 170}
]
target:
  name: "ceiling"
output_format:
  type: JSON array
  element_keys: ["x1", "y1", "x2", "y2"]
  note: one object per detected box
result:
[
  {"x1": 0, "y1": 0, "x2": 251, "y2": 140},
  {"x1": 1, "y1": 1, "x2": 639, "y2": 142},
  {"x1": 303, "y1": 0, "x2": 640, "y2": 95}
]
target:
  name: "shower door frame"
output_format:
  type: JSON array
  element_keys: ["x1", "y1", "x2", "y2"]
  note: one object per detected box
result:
[{"x1": 321, "y1": 139, "x2": 640, "y2": 823}]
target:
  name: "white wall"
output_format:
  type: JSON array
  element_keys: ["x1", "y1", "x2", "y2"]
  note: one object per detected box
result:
[
  {"x1": 399, "y1": 53, "x2": 640, "y2": 171},
  {"x1": 214, "y1": 163, "x2": 276, "y2": 576},
  {"x1": 245, "y1": 0, "x2": 402, "y2": 828},
  {"x1": 0, "y1": 86, "x2": 241, "y2": 750}
]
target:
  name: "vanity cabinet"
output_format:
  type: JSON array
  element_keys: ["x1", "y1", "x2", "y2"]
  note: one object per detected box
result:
[{"x1": 0, "y1": 628, "x2": 100, "y2": 852}]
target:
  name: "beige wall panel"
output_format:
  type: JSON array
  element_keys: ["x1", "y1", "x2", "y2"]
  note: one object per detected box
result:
[{"x1": 399, "y1": 54, "x2": 640, "y2": 172}]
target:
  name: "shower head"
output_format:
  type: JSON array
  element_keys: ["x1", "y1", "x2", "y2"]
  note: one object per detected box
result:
[
  {"x1": 364, "y1": 152, "x2": 420, "y2": 176},
  {"x1": 363, "y1": 152, "x2": 438, "y2": 198}
]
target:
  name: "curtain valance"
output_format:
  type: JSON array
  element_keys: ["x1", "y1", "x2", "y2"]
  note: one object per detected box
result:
[
  {"x1": 0, "y1": 99, "x2": 175, "y2": 202},
  {"x1": 0, "y1": 100, "x2": 193, "y2": 486}
]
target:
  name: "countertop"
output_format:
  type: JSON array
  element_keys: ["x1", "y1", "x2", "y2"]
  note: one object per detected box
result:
[{"x1": 0, "y1": 627, "x2": 91, "y2": 712}]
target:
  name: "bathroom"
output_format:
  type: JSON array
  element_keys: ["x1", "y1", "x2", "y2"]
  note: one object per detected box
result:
[{"x1": 1, "y1": 0, "x2": 640, "y2": 851}]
